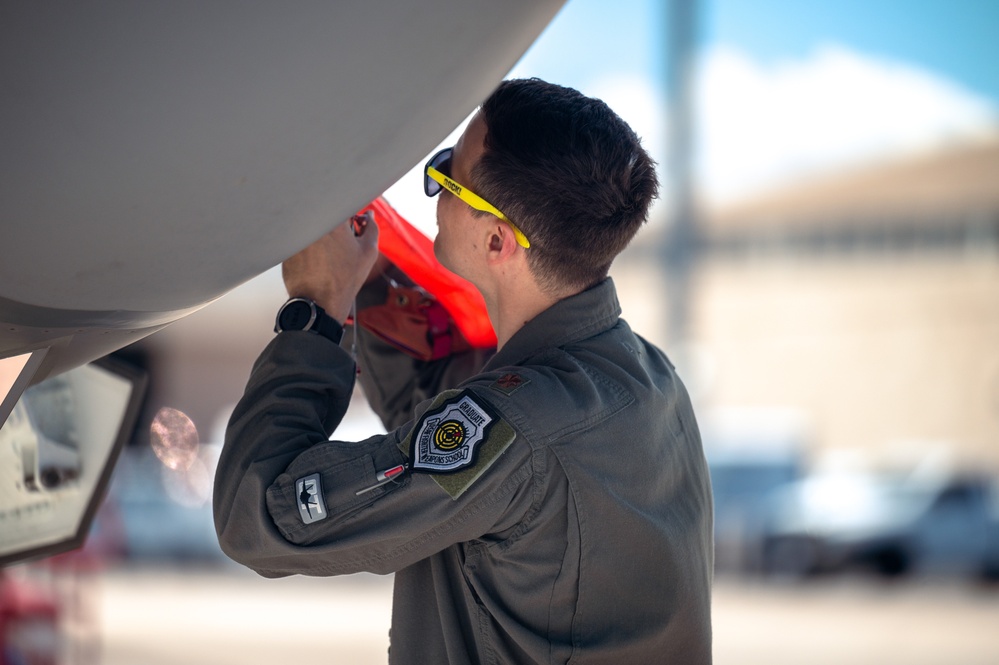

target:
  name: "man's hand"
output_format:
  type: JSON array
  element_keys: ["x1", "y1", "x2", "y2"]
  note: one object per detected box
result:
[{"x1": 282, "y1": 216, "x2": 380, "y2": 323}]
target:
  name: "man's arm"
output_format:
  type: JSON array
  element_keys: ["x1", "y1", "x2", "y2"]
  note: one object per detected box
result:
[
  {"x1": 213, "y1": 218, "x2": 380, "y2": 573},
  {"x1": 213, "y1": 330, "x2": 531, "y2": 578},
  {"x1": 213, "y1": 218, "x2": 530, "y2": 577},
  {"x1": 212, "y1": 331, "x2": 357, "y2": 575}
]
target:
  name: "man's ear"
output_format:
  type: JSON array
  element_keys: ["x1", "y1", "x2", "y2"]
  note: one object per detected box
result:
[{"x1": 486, "y1": 223, "x2": 519, "y2": 263}]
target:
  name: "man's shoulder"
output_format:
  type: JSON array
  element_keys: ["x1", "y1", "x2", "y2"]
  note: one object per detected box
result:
[{"x1": 466, "y1": 352, "x2": 636, "y2": 447}]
